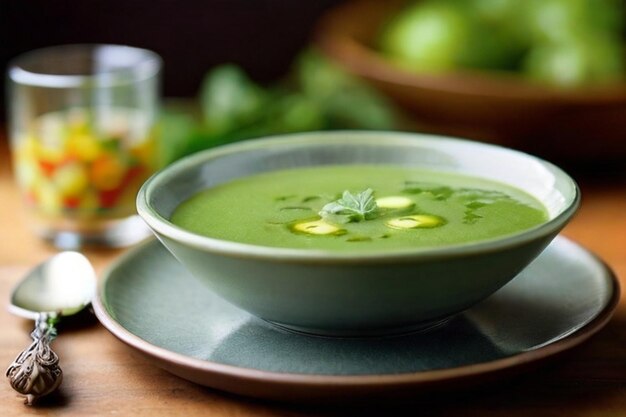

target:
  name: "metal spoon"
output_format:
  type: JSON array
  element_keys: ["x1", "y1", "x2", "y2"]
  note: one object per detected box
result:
[{"x1": 6, "y1": 252, "x2": 96, "y2": 405}]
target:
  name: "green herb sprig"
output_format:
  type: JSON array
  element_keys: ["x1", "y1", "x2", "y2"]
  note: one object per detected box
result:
[
  {"x1": 156, "y1": 51, "x2": 401, "y2": 166},
  {"x1": 319, "y1": 188, "x2": 379, "y2": 223}
]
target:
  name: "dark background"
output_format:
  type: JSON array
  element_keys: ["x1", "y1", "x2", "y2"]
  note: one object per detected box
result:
[{"x1": 0, "y1": 0, "x2": 346, "y2": 119}]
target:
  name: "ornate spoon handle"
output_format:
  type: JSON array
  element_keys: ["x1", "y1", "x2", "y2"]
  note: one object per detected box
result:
[{"x1": 6, "y1": 313, "x2": 63, "y2": 405}]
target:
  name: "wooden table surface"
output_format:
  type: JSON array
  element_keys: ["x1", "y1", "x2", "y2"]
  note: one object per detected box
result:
[{"x1": 0, "y1": 138, "x2": 624, "y2": 417}]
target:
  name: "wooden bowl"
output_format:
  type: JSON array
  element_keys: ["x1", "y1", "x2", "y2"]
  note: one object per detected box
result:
[{"x1": 315, "y1": 0, "x2": 626, "y2": 165}]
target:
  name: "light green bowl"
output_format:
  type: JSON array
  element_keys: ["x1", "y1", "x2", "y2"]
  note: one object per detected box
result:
[{"x1": 137, "y1": 131, "x2": 579, "y2": 337}]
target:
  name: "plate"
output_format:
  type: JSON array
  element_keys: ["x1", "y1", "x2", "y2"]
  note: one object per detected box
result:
[{"x1": 93, "y1": 236, "x2": 619, "y2": 401}]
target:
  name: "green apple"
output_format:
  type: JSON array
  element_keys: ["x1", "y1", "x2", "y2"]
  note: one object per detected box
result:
[
  {"x1": 380, "y1": 2, "x2": 468, "y2": 71},
  {"x1": 523, "y1": 34, "x2": 625, "y2": 87},
  {"x1": 525, "y1": 0, "x2": 624, "y2": 43},
  {"x1": 380, "y1": 1, "x2": 521, "y2": 72}
]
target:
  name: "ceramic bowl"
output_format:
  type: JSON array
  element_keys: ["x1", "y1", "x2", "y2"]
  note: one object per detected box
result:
[
  {"x1": 137, "y1": 131, "x2": 579, "y2": 337},
  {"x1": 315, "y1": 0, "x2": 626, "y2": 165}
]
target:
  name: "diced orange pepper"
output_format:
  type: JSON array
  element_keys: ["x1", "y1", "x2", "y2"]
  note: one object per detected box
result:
[
  {"x1": 63, "y1": 196, "x2": 81, "y2": 209},
  {"x1": 37, "y1": 155, "x2": 76, "y2": 178},
  {"x1": 90, "y1": 154, "x2": 127, "y2": 191},
  {"x1": 37, "y1": 160, "x2": 57, "y2": 177}
]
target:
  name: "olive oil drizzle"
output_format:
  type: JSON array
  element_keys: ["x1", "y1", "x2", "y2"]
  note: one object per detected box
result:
[{"x1": 274, "y1": 182, "x2": 532, "y2": 241}]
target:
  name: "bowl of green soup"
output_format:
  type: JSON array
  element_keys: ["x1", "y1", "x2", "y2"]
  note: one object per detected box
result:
[{"x1": 137, "y1": 131, "x2": 579, "y2": 336}]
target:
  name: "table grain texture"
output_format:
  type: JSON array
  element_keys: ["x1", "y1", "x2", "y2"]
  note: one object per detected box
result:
[{"x1": 0, "y1": 137, "x2": 624, "y2": 417}]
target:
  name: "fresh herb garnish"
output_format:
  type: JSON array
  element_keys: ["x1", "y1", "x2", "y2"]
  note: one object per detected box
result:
[
  {"x1": 403, "y1": 182, "x2": 454, "y2": 201},
  {"x1": 319, "y1": 188, "x2": 379, "y2": 223}
]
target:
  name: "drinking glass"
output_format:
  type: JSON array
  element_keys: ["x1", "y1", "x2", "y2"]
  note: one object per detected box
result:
[{"x1": 8, "y1": 44, "x2": 162, "y2": 248}]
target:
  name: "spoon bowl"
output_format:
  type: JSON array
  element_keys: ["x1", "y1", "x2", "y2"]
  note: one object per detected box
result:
[{"x1": 10, "y1": 252, "x2": 96, "y2": 319}]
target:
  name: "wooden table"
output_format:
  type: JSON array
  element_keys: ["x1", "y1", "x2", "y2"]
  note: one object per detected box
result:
[{"x1": 0, "y1": 139, "x2": 624, "y2": 417}]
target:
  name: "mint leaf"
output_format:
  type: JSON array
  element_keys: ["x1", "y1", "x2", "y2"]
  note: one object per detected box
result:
[{"x1": 319, "y1": 188, "x2": 379, "y2": 223}]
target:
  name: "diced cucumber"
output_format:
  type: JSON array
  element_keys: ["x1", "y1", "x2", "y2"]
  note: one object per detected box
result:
[
  {"x1": 292, "y1": 219, "x2": 342, "y2": 235},
  {"x1": 385, "y1": 214, "x2": 445, "y2": 229},
  {"x1": 376, "y1": 196, "x2": 414, "y2": 209}
]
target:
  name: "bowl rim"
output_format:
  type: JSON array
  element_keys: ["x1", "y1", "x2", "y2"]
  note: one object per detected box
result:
[{"x1": 137, "y1": 131, "x2": 580, "y2": 264}]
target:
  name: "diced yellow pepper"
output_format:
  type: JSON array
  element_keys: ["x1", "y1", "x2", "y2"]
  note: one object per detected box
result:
[
  {"x1": 66, "y1": 134, "x2": 101, "y2": 162},
  {"x1": 36, "y1": 145, "x2": 65, "y2": 165},
  {"x1": 37, "y1": 181, "x2": 62, "y2": 215},
  {"x1": 14, "y1": 135, "x2": 39, "y2": 160},
  {"x1": 14, "y1": 157, "x2": 41, "y2": 189},
  {"x1": 66, "y1": 108, "x2": 91, "y2": 135},
  {"x1": 131, "y1": 137, "x2": 157, "y2": 169},
  {"x1": 53, "y1": 162, "x2": 89, "y2": 197}
]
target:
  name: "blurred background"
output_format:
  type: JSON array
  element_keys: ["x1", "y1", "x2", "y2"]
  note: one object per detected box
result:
[
  {"x1": 0, "y1": 0, "x2": 345, "y2": 115},
  {"x1": 2, "y1": 0, "x2": 626, "y2": 172}
]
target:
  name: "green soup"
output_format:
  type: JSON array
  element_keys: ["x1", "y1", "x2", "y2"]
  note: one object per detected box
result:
[{"x1": 170, "y1": 165, "x2": 548, "y2": 251}]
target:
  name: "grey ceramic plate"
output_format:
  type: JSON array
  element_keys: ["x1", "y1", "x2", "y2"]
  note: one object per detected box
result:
[{"x1": 94, "y1": 236, "x2": 619, "y2": 402}]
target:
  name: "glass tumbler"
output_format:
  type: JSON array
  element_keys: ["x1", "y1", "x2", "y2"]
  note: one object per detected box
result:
[{"x1": 8, "y1": 44, "x2": 162, "y2": 248}]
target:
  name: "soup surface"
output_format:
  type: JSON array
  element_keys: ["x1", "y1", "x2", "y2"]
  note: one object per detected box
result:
[{"x1": 170, "y1": 165, "x2": 548, "y2": 251}]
